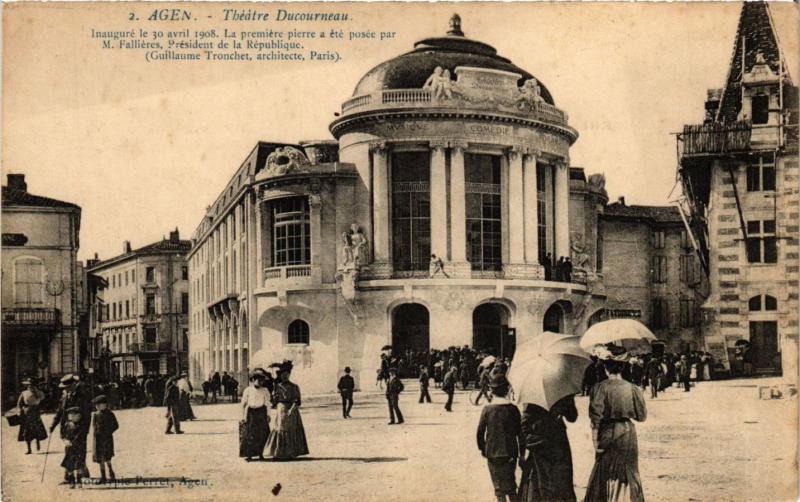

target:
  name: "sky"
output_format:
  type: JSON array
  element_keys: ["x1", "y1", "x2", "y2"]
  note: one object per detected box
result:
[{"x1": 3, "y1": 2, "x2": 798, "y2": 262}]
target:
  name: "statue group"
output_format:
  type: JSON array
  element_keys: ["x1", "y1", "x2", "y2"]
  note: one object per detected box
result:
[{"x1": 341, "y1": 223, "x2": 368, "y2": 269}]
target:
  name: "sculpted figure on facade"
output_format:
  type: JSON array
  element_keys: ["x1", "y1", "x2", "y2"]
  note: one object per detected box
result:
[
  {"x1": 516, "y1": 78, "x2": 544, "y2": 109},
  {"x1": 570, "y1": 232, "x2": 591, "y2": 269},
  {"x1": 341, "y1": 232, "x2": 355, "y2": 269},
  {"x1": 263, "y1": 146, "x2": 311, "y2": 178},
  {"x1": 588, "y1": 173, "x2": 606, "y2": 191},
  {"x1": 349, "y1": 223, "x2": 369, "y2": 267},
  {"x1": 424, "y1": 67, "x2": 459, "y2": 100}
]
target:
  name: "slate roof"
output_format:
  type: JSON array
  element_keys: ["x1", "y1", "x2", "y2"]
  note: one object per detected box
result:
[
  {"x1": 2, "y1": 186, "x2": 80, "y2": 210},
  {"x1": 717, "y1": 2, "x2": 786, "y2": 123},
  {"x1": 603, "y1": 203, "x2": 683, "y2": 224},
  {"x1": 89, "y1": 238, "x2": 191, "y2": 271}
]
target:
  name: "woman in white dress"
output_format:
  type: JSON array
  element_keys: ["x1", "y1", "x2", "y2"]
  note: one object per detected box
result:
[{"x1": 240, "y1": 374, "x2": 271, "y2": 461}]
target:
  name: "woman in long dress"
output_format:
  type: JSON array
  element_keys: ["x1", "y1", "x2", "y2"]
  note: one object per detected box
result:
[
  {"x1": 519, "y1": 394, "x2": 578, "y2": 502},
  {"x1": 265, "y1": 362, "x2": 309, "y2": 460},
  {"x1": 240, "y1": 374, "x2": 271, "y2": 461},
  {"x1": 584, "y1": 357, "x2": 647, "y2": 502},
  {"x1": 17, "y1": 379, "x2": 48, "y2": 454}
]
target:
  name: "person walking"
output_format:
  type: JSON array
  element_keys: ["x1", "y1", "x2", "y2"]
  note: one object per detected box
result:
[
  {"x1": 475, "y1": 364, "x2": 493, "y2": 405},
  {"x1": 265, "y1": 361, "x2": 309, "y2": 459},
  {"x1": 240, "y1": 373, "x2": 271, "y2": 462},
  {"x1": 17, "y1": 379, "x2": 47, "y2": 454},
  {"x1": 211, "y1": 372, "x2": 221, "y2": 403},
  {"x1": 519, "y1": 395, "x2": 578, "y2": 502},
  {"x1": 385, "y1": 367, "x2": 405, "y2": 425},
  {"x1": 418, "y1": 366, "x2": 432, "y2": 403},
  {"x1": 337, "y1": 367, "x2": 355, "y2": 418},
  {"x1": 201, "y1": 378, "x2": 210, "y2": 404},
  {"x1": 443, "y1": 365, "x2": 457, "y2": 412},
  {"x1": 645, "y1": 357, "x2": 662, "y2": 399},
  {"x1": 678, "y1": 355, "x2": 692, "y2": 392},
  {"x1": 584, "y1": 354, "x2": 647, "y2": 502},
  {"x1": 177, "y1": 371, "x2": 196, "y2": 421},
  {"x1": 51, "y1": 374, "x2": 92, "y2": 482},
  {"x1": 91, "y1": 395, "x2": 118, "y2": 484},
  {"x1": 163, "y1": 376, "x2": 183, "y2": 434},
  {"x1": 476, "y1": 374, "x2": 523, "y2": 502}
]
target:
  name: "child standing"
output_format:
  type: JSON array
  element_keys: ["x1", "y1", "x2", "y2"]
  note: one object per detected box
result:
[
  {"x1": 91, "y1": 395, "x2": 119, "y2": 484},
  {"x1": 60, "y1": 407, "x2": 85, "y2": 488},
  {"x1": 476, "y1": 374, "x2": 523, "y2": 502}
]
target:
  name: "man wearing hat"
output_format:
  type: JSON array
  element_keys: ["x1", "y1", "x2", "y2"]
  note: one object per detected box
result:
[
  {"x1": 385, "y1": 367, "x2": 404, "y2": 425},
  {"x1": 163, "y1": 375, "x2": 183, "y2": 434},
  {"x1": 442, "y1": 364, "x2": 457, "y2": 412},
  {"x1": 51, "y1": 374, "x2": 92, "y2": 482},
  {"x1": 337, "y1": 367, "x2": 355, "y2": 419},
  {"x1": 476, "y1": 373, "x2": 523, "y2": 502}
]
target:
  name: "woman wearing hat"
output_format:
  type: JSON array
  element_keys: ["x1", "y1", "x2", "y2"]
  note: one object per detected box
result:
[
  {"x1": 240, "y1": 372, "x2": 271, "y2": 461},
  {"x1": 265, "y1": 361, "x2": 309, "y2": 460},
  {"x1": 16, "y1": 378, "x2": 48, "y2": 454},
  {"x1": 584, "y1": 347, "x2": 648, "y2": 502}
]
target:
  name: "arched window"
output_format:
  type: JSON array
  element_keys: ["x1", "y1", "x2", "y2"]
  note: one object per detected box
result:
[
  {"x1": 14, "y1": 257, "x2": 44, "y2": 305},
  {"x1": 288, "y1": 319, "x2": 310, "y2": 345},
  {"x1": 543, "y1": 304, "x2": 563, "y2": 333},
  {"x1": 749, "y1": 295, "x2": 778, "y2": 312}
]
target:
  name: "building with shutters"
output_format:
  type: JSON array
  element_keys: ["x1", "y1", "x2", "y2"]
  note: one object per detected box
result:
[
  {"x1": 187, "y1": 15, "x2": 610, "y2": 393},
  {"x1": 1, "y1": 174, "x2": 84, "y2": 408},
  {"x1": 87, "y1": 230, "x2": 191, "y2": 378},
  {"x1": 677, "y1": 2, "x2": 799, "y2": 377}
]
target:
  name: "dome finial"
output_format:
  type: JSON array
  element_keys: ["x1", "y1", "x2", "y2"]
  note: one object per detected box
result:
[{"x1": 447, "y1": 13, "x2": 464, "y2": 37}]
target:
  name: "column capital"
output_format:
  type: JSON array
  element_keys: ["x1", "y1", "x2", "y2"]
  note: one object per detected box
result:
[
  {"x1": 429, "y1": 139, "x2": 448, "y2": 151},
  {"x1": 308, "y1": 193, "x2": 322, "y2": 207},
  {"x1": 449, "y1": 140, "x2": 469, "y2": 151},
  {"x1": 555, "y1": 158, "x2": 569, "y2": 171},
  {"x1": 506, "y1": 145, "x2": 524, "y2": 160},
  {"x1": 524, "y1": 147, "x2": 542, "y2": 160},
  {"x1": 369, "y1": 140, "x2": 388, "y2": 154}
]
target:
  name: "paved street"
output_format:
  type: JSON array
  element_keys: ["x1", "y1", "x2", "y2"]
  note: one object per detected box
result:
[{"x1": 2, "y1": 377, "x2": 797, "y2": 502}]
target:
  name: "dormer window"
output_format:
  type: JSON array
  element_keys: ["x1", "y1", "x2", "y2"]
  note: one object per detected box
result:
[{"x1": 751, "y1": 94, "x2": 769, "y2": 125}]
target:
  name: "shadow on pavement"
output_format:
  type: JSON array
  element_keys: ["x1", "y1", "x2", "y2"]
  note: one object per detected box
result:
[{"x1": 287, "y1": 456, "x2": 407, "y2": 463}]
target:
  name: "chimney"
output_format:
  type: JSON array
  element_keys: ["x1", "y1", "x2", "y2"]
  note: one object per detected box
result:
[
  {"x1": 86, "y1": 252, "x2": 100, "y2": 268},
  {"x1": 7, "y1": 174, "x2": 27, "y2": 192},
  {"x1": 123, "y1": 241, "x2": 131, "y2": 253},
  {"x1": 617, "y1": 196, "x2": 626, "y2": 206},
  {"x1": 705, "y1": 88, "x2": 722, "y2": 122},
  {"x1": 169, "y1": 228, "x2": 180, "y2": 243}
]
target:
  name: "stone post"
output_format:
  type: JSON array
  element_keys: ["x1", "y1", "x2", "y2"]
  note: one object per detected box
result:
[
  {"x1": 554, "y1": 159, "x2": 570, "y2": 264},
  {"x1": 430, "y1": 140, "x2": 448, "y2": 261},
  {"x1": 523, "y1": 150, "x2": 540, "y2": 265},
  {"x1": 370, "y1": 141, "x2": 392, "y2": 277},
  {"x1": 508, "y1": 147, "x2": 525, "y2": 265},
  {"x1": 448, "y1": 141, "x2": 471, "y2": 277}
]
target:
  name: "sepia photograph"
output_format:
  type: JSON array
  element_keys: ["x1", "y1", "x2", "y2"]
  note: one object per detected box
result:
[{"x1": 1, "y1": 2, "x2": 798, "y2": 501}]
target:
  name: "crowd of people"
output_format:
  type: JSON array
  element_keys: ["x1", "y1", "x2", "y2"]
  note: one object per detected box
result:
[{"x1": 378, "y1": 345, "x2": 512, "y2": 389}]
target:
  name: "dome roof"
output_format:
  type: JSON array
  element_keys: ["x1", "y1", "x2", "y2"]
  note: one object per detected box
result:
[{"x1": 352, "y1": 14, "x2": 555, "y2": 105}]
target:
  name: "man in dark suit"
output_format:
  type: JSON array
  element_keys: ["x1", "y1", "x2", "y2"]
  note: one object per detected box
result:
[
  {"x1": 385, "y1": 368, "x2": 404, "y2": 425},
  {"x1": 418, "y1": 365, "x2": 432, "y2": 403},
  {"x1": 163, "y1": 376, "x2": 183, "y2": 434},
  {"x1": 50, "y1": 374, "x2": 92, "y2": 482},
  {"x1": 337, "y1": 366, "x2": 355, "y2": 418},
  {"x1": 443, "y1": 365, "x2": 457, "y2": 412}
]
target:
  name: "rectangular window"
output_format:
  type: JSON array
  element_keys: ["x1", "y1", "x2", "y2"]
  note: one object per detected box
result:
[
  {"x1": 747, "y1": 157, "x2": 776, "y2": 192},
  {"x1": 680, "y1": 298, "x2": 696, "y2": 327},
  {"x1": 652, "y1": 255, "x2": 667, "y2": 283},
  {"x1": 125, "y1": 271, "x2": 129, "y2": 286},
  {"x1": 536, "y1": 163, "x2": 548, "y2": 264},
  {"x1": 144, "y1": 327, "x2": 157, "y2": 344},
  {"x1": 651, "y1": 298, "x2": 669, "y2": 329},
  {"x1": 391, "y1": 151, "x2": 431, "y2": 272},
  {"x1": 746, "y1": 220, "x2": 777, "y2": 264},
  {"x1": 131, "y1": 269, "x2": 136, "y2": 283},
  {"x1": 182, "y1": 266, "x2": 188, "y2": 280},
  {"x1": 652, "y1": 231, "x2": 665, "y2": 249},
  {"x1": 272, "y1": 197, "x2": 311, "y2": 267},
  {"x1": 13, "y1": 258, "x2": 43, "y2": 305},
  {"x1": 145, "y1": 267, "x2": 155, "y2": 283},
  {"x1": 112, "y1": 275, "x2": 116, "y2": 288},
  {"x1": 145, "y1": 294, "x2": 156, "y2": 315},
  {"x1": 125, "y1": 300, "x2": 130, "y2": 318},
  {"x1": 465, "y1": 153, "x2": 502, "y2": 271},
  {"x1": 181, "y1": 293, "x2": 189, "y2": 314},
  {"x1": 679, "y1": 254, "x2": 696, "y2": 284},
  {"x1": 751, "y1": 94, "x2": 769, "y2": 125}
]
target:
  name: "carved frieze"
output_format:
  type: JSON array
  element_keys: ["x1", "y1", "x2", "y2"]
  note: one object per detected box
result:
[{"x1": 263, "y1": 146, "x2": 311, "y2": 178}]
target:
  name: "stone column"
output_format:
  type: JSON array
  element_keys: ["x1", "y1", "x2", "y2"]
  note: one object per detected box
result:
[
  {"x1": 370, "y1": 141, "x2": 392, "y2": 277},
  {"x1": 430, "y1": 141, "x2": 448, "y2": 261},
  {"x1": 508, "y1": 147, "x2": 525, "y2": 264},
  {"x1": 448, "y1": 141, "x2": 470, "y2": 277},
  {"x1": 554, "y1": 159, "x2": 571, "y2": 263},
  {"x1": 309, "y1": 193, "x2": 322, "y2": 283},
  {"x1": 254, "y1": 197, "x2": 264, "y2": 286},
  {"x1": 523, "y1": 150, "x2": 540, "y2": 265}
]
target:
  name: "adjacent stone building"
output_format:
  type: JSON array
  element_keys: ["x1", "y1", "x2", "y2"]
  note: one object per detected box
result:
[
  {"x1": 677, "y1": 2, "x2": 799, "y2": 377},
  {"x1": 88, "y1": 230, "x2": 191, "y2": 378},
  {"x1": 187, "y1": 16, "x2": 608, "y2": 393},
  {"x1": 600, "y1": 199, "x2": 709, "y2": 352},
  {"x1": 1, "y1": 174, "x2": 84, "y2": 407}
]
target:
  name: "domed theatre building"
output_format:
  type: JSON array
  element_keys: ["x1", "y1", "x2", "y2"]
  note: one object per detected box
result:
[{"x1": 187, "y1": 16, "x2": 607, "y2": 393}]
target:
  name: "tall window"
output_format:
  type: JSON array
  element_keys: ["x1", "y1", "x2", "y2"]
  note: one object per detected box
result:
[
  {"x1": 392, "y1": 151, "x2": 431, "y2": 272},
  {"x1": 651, "y1": 298, "x2": 669, "y2": 329},
  {"x1": 13, "y1": 257, "x2": 44, "y2": 305},
  {"x1": 181, "y1": 293, "x2": 189, "y2": 314},
  {"x1": 466, "y1": 153, "x2": 502, "y2": 271},
  {"x1": 747, "y1": 156, "x2": 776, "y2": 192},
  {"x1": 144, "y1": 327, "x2": 157, "y2": 344},
  {"x1": 652, "y1": 255, "x2": 668, "y2": 283},
  {"x1": 652, "y1": 231, "x2": 665, "y2": 249},
  {"x1": 145, "y1": 266, "x2": 155, "y2": 282},
  {"x1": 536, "y1": 163, "x2": 548, "y2": 263},
  {"x1": 746, "y1": 220, "x2": 777, "y2": 264},
  {"x1": 287, "y1": 319, "x2": 310, "y2": 345},
  {"x1": 182, "y1": 266, "x2": 189, "y2": 280},
  {"x1": 751, "y1": 94, "x2": 769, "y2": 125},
  {"x1": 272, "y1": 197, "x2": 311, "y2": 266},
  {"x1": 680, "y1": 298, "x2": 697, "y2": 327},
  {"x1": 125, "y1": 300, "x2": 130, "y2": 318},
  {"x1": 145, "y1": 294, "x2": 156, "y2": 315},
  {"x1": 680, "y1": 254, "x2": 696, "y2": 284}
]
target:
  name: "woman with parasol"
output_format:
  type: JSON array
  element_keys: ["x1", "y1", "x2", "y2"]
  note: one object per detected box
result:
[
  {"x1": 508, "y1": 332, "x2": 589, "y2": 502},
  {"x1": 583, "y1": 345, "x2": 648, "y2": 502},
  {"x1": 265, "y1": 361, "x2": 309, "y2": 460}
]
